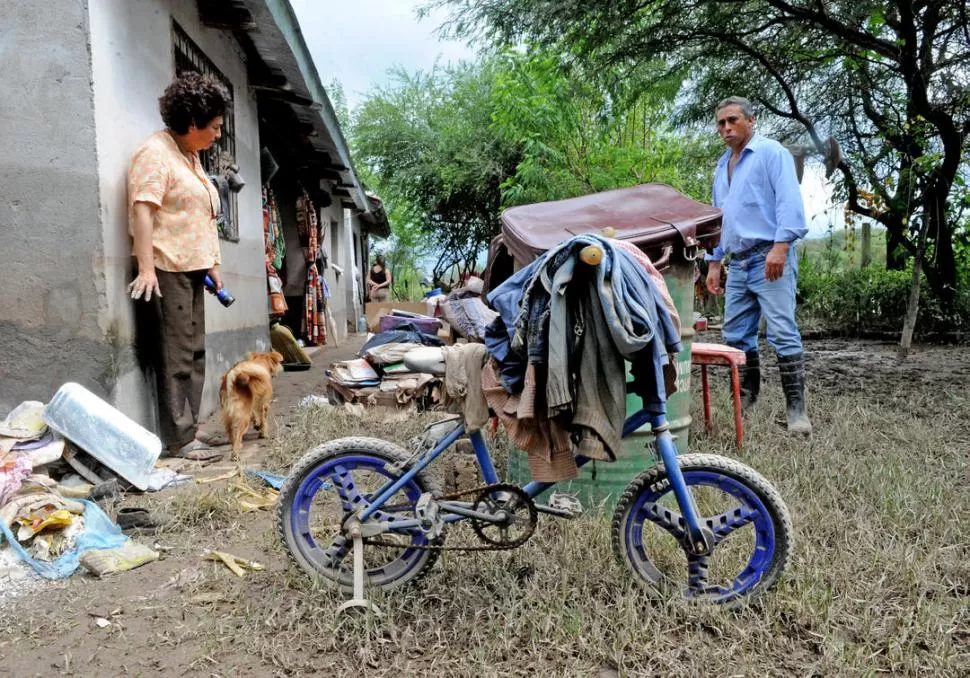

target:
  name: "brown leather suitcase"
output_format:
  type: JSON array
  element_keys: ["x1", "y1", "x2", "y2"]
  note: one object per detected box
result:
[{"x1": 499, "y1": 183, "x2": 721, "y2": 266}]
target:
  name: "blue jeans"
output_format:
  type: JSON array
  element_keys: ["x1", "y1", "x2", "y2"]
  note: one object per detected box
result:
[{"x1": 722, "y1": 243, "x2": 803, "y2": 357}]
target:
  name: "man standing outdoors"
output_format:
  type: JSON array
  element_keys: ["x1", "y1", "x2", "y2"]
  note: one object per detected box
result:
[{"x1": 706, "y1": 96, "x2": 812, "y2": 434}]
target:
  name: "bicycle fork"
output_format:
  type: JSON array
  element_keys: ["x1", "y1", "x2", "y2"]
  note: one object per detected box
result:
[{"x1": 651, "y1": 417, "x2": 714, "y2": 557}]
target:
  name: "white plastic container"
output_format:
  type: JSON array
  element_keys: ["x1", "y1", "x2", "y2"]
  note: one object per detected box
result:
[{"x1": 42, "y1": 383, "x2": 162, "y2": 491}]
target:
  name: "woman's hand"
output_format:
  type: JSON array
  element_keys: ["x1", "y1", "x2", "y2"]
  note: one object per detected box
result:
[
  {"x1": 128, "y1": 268, "x2": 162, "y2": 301},
  {"x1": 207, "y1": 264, "x2": 224, "y2": 291},
  {"x1": 129, "y1": 201, "x2": 160, "y2": 301}
]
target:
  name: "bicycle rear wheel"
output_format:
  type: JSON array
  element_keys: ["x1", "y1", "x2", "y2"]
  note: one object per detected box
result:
[
  {"x1": 276, "y1": 437, "x2": 442, "y2": 591},
  {"x1": 612, "y1": 453, "x2": 792, "y2": 606}
]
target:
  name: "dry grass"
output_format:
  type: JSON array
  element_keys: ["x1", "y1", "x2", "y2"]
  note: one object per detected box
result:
[
  {"x1": 2, "y1": 342, "x2": 968, "y2": 676},
  {"x1": 209, "y1": 361, "x2": 969, "y2": 676},
  {"x1": 265, "y1": 405, "x2": 444, "y2": 473},
  {"x1": 167, "y1": 485, "x2": 239, "y2": 532}
]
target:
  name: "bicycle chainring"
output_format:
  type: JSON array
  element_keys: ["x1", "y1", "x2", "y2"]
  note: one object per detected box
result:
[{"x1": 468, "y1": 484, "x2": 538, "y2": 549}]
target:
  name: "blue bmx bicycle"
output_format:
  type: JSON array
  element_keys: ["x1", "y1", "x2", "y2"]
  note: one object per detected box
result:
[{"x1": 277, "y1": 358, "x2": 793, "y2": 610}]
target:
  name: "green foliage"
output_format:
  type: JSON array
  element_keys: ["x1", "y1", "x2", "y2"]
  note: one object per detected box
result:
[
  {"x1": 801, "y1": 229, "x2": 888, "y2": 273},
  {"x1": 353, "y1": 51, "x2": 720, "y2": 278},
  {"x1": 431, "y1": 0, "x2": 970, "y2": 302},
  {"x1": 328, "y1": 79, "x2": 351, "y2": 133},
  {"x1": 798, "y1": 258, "x2": 970, "y2": 337},
  {"x1": 490, "y1": 49, "x2": 718, "y2": 206},
  {"x1": 374, "y1": 202, "x2": 433, "y2": 301},
  {"x1": 353, "y1": 63, "x2": 520, "y2": 282}
]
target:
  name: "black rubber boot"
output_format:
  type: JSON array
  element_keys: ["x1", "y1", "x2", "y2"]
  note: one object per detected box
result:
[
  {"x1": 740, "y1": 350, "x2": 761, "y2": 409},
  {"x1": 777, "y1": 353, "x2": 812, "y2": 434}
]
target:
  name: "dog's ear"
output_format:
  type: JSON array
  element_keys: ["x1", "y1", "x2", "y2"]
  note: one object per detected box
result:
[{"x1": 271, "y1": 350, "x2": 284, "y2": 364}]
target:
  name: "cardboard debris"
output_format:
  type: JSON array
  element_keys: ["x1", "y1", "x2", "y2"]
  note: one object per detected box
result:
[{"x1": 204, "y1": 550, "x2": 264, "y2": 577}]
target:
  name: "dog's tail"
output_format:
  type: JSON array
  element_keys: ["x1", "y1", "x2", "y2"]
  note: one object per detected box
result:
[{"x1": 224, "y1": 365, "x2": 253, "y2": 392}]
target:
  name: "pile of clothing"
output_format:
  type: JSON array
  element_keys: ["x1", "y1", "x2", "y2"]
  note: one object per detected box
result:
[
  {"x1": 437, "y1": 278, "x2": 498, "y2": 343},
  {"x1": 483, "y1": 235, "x2": 681, "y2": 482},
  {"x1": 326, "y1": 322, "x2": 446, "y2": 409}
]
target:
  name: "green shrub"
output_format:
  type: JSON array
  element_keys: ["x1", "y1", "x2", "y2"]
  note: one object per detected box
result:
[{"x1": 797, "y1": 258, "x2": 970, "y2": 337}]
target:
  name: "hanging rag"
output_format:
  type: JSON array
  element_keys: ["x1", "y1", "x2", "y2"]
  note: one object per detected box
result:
[
  {"x1": 300, "y1": 189, "x2": 327, "y2": 345},
  {"x1": 481, "y1": 358, "x2": 575, "y2": 481},
  {"x1": 442, "y1": 343, "x2": 490, "y2": 431}
]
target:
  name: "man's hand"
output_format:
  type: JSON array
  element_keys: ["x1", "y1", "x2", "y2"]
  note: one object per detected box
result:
[
  {"x1": 765, "y1": 243, "x2": 789, "y2": 282},
  {"x1": 207, "y1": 264, "x2": 223, "y2": 291},
  {"x1": 706, "y1": 261, "x2": 724, "y2": 296}
]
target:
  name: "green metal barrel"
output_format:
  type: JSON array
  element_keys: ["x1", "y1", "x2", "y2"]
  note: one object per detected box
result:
[{"x1": 507, "y1": 255, "x2": 695, "y2": 511}]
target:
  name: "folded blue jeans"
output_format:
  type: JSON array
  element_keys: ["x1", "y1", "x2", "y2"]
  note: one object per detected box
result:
[{"x1": 722, "y1": 243, "x2": 803, "y2": 357}]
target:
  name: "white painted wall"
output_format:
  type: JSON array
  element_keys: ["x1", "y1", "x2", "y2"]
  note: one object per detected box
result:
[
  {"x1": 317, "y1": 197, "x2": 348, "y2": 340},
  {"x1": 338, "y1": 208, "x2": 365, "y2": 334},
  {"x1": 88, "y1": 0, "x2": 268, "y2": 423},
  {"x1": 351, "y1": 216, "x2": 364, "y2": 327}
]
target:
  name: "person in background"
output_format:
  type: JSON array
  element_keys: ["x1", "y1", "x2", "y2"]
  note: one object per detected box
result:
[
  {"x1": 367, "y1": 254, "x2": 392, "y2": 302},
  {"x1": 705, "y1": 95, "x2": 812, "y2": 434},
  {"x1": 127, "y1": 72, "x2": 230, "y2": 461}
]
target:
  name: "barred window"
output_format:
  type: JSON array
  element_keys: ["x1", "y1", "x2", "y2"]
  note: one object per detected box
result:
[{"x1": 172, "y1": 21, "x2": 239, "y2": 241}]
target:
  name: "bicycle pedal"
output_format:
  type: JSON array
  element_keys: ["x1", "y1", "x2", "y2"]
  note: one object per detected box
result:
[{"x1": 542, "y1": 492, "x2": 583, "y2": 518}]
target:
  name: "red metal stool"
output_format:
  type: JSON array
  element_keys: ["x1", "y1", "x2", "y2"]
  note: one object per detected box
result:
[{"x1": 691, "y1": 342, "x2": 746, "y2": 448}]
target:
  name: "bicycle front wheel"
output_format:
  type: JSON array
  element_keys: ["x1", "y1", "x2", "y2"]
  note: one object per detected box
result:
[{"x1": 612, "y1": 453, "x2": 793, "y2": 606}]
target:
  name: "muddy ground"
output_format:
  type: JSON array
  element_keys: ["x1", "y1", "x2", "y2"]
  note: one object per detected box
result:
[{"x1": 1, "y1": 336, "x2": 968, "y2": 677}]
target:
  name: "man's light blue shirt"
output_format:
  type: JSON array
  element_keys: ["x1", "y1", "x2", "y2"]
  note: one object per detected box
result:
[{"x1": 706, "y1": 134, "x2": 808, "y2": 261}]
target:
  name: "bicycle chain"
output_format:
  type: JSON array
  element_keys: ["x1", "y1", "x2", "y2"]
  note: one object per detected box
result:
[{"x1": 364, "y1": 483, "x2": 538, "y2": 552}]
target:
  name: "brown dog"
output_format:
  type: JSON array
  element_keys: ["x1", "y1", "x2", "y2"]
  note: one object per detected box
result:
[{"x1": 219, "y1": 350, "x2": 284, "y2": 459}]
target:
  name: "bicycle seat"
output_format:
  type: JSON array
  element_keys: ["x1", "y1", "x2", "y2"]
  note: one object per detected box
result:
[{"x1": 403, "y1": 346, "x2": 446, "y2": 377}]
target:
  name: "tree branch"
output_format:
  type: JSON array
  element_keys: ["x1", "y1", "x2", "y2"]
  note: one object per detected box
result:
[{"x1": 756, "y1": 0, "x2": 900, "y2": 58}]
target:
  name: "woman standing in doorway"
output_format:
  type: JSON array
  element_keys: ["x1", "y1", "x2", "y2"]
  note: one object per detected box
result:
[
  {"x1": 367, "y1": 254, "x2": 392, "y2": 302},
  {"x1": 127, "y1": 72, "x2": 230, "y2": 462}
]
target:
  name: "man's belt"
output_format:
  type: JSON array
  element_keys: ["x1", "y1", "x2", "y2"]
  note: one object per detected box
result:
[{"x1": 731, "y1": 241, "x2": 775, "y2": 261}]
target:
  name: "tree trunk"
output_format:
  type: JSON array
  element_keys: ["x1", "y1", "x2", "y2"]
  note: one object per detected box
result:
[
  {"x1": 928, "y1": 188, "x2": 956, "y2": 306},
  {"x1": 860, "y1": 221, "x2": 872, "y2": 268},
  {"x1": 885, "y1": 221, "x2": 908, "y2": 270},
  {"x1": 898, "y1": 216, "x2": 931, "y2": 360}
]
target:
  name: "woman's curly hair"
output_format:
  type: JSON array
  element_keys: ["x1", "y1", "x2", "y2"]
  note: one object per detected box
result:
[{"x1": 158, "y1": 72, "x2": 230, "y2": 134}]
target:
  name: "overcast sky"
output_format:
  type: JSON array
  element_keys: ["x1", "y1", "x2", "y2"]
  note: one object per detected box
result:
[
  {"x1": 291, "y1": 0, "x2": 474, "y2": 111},
  {"x1": 290, "y1": 0, "x2": 840, "y2": 235}
]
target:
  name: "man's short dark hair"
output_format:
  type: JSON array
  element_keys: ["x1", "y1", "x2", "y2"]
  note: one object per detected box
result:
[
  {"x1": 715, "y1": 96, "x2": 755, "y2": 119},
  {"x1": 159, "y1": 72, "x2": 230, "y2": 134}
]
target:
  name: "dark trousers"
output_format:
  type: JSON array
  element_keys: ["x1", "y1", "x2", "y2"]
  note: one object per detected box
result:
[{"x1": 147, "y1": 269, "x2": 207, "y2": 448}]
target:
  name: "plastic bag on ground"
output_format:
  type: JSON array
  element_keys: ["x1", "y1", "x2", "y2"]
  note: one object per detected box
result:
[{"x1": 0, "y1": 499, "x2": 127, "y2": 579}]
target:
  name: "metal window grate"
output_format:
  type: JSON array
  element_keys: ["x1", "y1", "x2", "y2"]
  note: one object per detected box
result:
[{"x1": 172, "y1": 21, "x2": 239, "y2": 241}]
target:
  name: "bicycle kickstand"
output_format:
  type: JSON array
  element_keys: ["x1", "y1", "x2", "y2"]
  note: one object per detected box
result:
[{"x1": 337, "y1": 523, "x2": 382, "y2": 616}]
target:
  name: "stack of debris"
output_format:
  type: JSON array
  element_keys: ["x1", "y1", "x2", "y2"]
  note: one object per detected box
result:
[
  {"x1": 326, "y1": 321, "x2": 446, "y2": 410},
  {"x1": 0, "y1": 385, "x2": 171, "y2": 582},
  {"x1": 435, "y1": 277, "x2": 498, "y2": 343}
]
